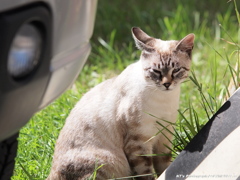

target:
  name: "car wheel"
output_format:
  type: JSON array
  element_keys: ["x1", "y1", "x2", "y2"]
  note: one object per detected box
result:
[{"x1": 0, "y1": 133, "x2": 19, "y2": 180}]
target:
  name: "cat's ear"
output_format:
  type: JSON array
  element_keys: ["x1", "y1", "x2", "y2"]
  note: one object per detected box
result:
[
  {"x1": 131, "y1": 27, "x2": 155, "y2": 52},
  {"x1": 176, "y1": 33, "x2": 195, "y2": 57}
]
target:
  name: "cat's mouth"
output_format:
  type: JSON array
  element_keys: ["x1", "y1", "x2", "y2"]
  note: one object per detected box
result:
[
  {"x1": 163, "y1": 85, "x2": 175, "y2": 91},
  {"x1": 156, "y1": 84, "x2": 173, "y2": 91},
  {"x1": 159, "y1": 87, "x2": 173, "y2": 91},
  {"x1": 163, "y1": 88, "x2": 172, "y2": 91}
]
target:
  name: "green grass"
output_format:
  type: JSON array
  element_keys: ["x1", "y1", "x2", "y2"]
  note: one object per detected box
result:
[{"x1": 12, "y1": 0, "x2": 240, "y2": 179}]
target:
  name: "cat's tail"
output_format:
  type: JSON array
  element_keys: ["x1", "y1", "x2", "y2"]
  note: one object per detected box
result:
[
  {"x1": 47, "y1": 149, "x2": 121, "y2": 180},
  {"x1": 47, "y1": 156, "x2": 106, "y2": 180},
  {"x1": 47, "y1": 163, "x2": 106, "y2": 180}
]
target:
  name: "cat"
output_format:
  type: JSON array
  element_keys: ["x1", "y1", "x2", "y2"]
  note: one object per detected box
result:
[{"x1": 47, "y1": 27, "x2": 194, "y2": 180}]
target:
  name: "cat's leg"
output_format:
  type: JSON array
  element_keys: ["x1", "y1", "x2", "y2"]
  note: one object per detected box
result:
[
  {"x1": 124, "y1": 139, "x2": 155, "y2": 180},
  {"x1": 152, "y1": 133, "x2": 173, "y2": 176}
]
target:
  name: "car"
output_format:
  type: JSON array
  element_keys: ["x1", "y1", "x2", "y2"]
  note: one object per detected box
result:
[{"x1": 0, "y1": 0, "x2": 98, "y2": 179}]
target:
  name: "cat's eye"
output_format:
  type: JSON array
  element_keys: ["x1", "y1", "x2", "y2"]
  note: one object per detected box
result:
[
  {"x1": 152, "y1": 69, "x2": 162, "y2": 75},
  {"x1": 173, "y1": 68, "x2": 181, "y2": 73}
]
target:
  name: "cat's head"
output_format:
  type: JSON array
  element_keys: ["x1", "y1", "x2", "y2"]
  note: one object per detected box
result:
[{"x1": 132, "y1": 27, "x2": 194, "y2": 91}]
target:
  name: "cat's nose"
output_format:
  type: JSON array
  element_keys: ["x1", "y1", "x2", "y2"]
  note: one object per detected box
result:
[{"x1": 163, "y1": 83, "x2": 171, "y2": 88}]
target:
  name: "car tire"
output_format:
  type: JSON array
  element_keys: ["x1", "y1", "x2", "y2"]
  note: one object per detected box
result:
[{"x1": 0, "y1": 133, "x2": 19, "y2": 180}]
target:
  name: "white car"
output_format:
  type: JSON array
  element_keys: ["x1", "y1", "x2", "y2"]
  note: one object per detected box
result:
[{"x1": 0, "y1": 0, "x2": 97, "y2": 179}]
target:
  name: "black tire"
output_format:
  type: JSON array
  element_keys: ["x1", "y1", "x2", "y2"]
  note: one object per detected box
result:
[{"x1": 0, "y1": 133, "x2": 19, "y2": 180}]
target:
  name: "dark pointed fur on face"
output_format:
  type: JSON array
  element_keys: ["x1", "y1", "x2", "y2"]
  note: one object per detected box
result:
[{"x1": 132, "y1": 27, "x2": 194, "y2": 91}]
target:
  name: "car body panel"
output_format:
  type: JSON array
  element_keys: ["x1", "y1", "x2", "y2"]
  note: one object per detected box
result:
[
  {"x1": 0, "y1": 0, "x2": 97, "y2": 140},
  {"x1": 39, "y1": 43, "x2": 91, "y2": 109}
]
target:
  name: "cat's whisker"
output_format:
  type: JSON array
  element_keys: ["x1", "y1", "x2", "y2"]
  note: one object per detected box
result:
[{"x1": 145, "y1": 135, "x2": 156, "y2": 143}]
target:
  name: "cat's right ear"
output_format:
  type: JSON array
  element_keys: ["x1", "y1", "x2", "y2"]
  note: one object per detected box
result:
[{"x1": 131, "y1": 27, "x2": 155, "y2": 52}]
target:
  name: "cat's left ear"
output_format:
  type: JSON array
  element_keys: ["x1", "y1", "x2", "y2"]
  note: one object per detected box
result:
[
  {"x1": 131, "y1": 27, "x2": 155, "y2": 52},
  {"x1": 176, "y1": 33, "x2": 195, "y2": 57}
]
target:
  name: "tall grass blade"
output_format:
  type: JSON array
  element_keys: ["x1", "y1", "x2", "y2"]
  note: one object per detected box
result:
[{"x1": 19, "y1": 162, "x2": 34, "y2": 180}]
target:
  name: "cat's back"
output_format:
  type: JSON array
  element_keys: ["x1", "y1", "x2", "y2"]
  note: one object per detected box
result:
[{"x1": 71, "y1": 61, "x2": 142, "y2": 116}]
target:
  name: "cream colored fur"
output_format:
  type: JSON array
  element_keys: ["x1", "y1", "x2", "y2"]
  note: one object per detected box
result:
[{"x1": 47, "y1": 27, "x2": 194, "y2": 180}]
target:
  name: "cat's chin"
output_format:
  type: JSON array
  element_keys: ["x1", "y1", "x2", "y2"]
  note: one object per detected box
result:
[
  {"x1": 158, "y1": 87, "x2": 173, "y2": 92},
  {"x1": 162, "y1": 88, "x2": 173, "y2": 92},
  {"x1": 155, "y1": 83, "x2": 180, "y2": 92},
  {"x1": 155, "y1": 86, "x2": 174, "y2": 92},
  {"x1": 160, "y1": 86, "x2": 179, "y2": 91}
]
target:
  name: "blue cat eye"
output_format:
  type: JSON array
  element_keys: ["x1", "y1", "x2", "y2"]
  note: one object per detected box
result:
[
  {"x1": 152, "y1": 69, "x2": 162, "y2": 75},
  {"x1": 173, "y1": 67, "x2": 181, "y2": 73},
  {"x1": 152, "y1": 69, "x2": 163, "y2": 79}
]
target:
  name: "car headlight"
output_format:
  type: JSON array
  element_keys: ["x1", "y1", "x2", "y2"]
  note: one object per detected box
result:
[{"x1": 7, "y1": 23, "x2": 42, "y2": 79}]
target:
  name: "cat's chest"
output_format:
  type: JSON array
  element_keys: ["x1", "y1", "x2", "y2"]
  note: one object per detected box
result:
[
  {"x1": 137, "y1": 88, "x2": 180, "y2": 137},
  {"x1": 143, "y1": 88, "x2": 180, "y2": 119},
  {"x1": 136, "y1": 89, "x2": 180, "y2": 137},
  {"x1": 145, "y1": 98, "x2": 177, "y2": 120}
]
